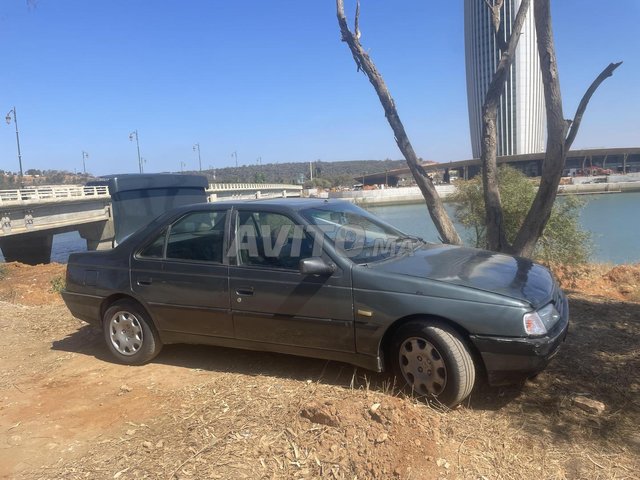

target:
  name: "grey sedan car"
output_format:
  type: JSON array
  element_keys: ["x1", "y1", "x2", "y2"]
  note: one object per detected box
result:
[{"x1": 62, "y1": 199, "x2": 569, "y2": 407}]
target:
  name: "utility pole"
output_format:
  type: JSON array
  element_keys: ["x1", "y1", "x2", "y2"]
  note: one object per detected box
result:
[
  {"x1": 193, "y1": 143, "x2": 202, "y2": 171},
  {"x1": 82, "y1": 151, "x2": 89, "y2": 174},
  {"x1": 231, "y1": 151, "x2": 238, "y2": 168},
  {"x1": 5, "y1": 106, "x2": 24, "y2": 183},
  {"x1": 129, "y1": 130, "x2": 143, "y2": 173}
]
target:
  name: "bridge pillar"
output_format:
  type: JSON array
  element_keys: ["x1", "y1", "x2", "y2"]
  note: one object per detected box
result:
[
  {"x1": 78, "y1": 220, "x2": 115, "y2": 251},
  {"x1": 0, "y1": 232, "x2": 53, "y2": 265}
]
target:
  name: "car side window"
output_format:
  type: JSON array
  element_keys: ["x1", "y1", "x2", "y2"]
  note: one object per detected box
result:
[
  {"x1": 138, "y1": 229, "x2": 167, "y2": 258},
  {"x1": 236, "y1": 211, "x2": 314, "y2": 269},
  {"x1": 164, "y1": 211, "x2": 226, "y2": 263}
]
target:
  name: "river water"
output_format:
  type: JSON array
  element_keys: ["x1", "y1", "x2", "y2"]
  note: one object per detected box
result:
[
  {"x1": 368, "y1": 191, "x2": 640, "y2": 265},
  {"x1": 1, "y1": 192, "x2": 638, "y2": 265}
]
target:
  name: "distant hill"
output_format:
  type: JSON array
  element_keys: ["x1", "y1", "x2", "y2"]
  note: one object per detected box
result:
[
  {"x1": 0, "y1": 159, "x2": 419, "y2": 189},
  {"x1": 186, "y1": 159, "x2": 412, "y2": 186}
]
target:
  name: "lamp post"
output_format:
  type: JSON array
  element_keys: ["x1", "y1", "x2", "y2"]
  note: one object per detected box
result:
[
  {"x1": 180, "y1": 161, "x2": 186, "y2": 173},
  {"x1": 82, "y1": 151, "x2": 89, "y2": 174},
  {"x1": 129, "y1": 130, "x2": 143, "y2": 173},
  {"x1": 193, "y1": 143, "x2": 202, "y2": 171},
  {"x1": 5, "y1": 106, "x2": 23, "y2": 182}
]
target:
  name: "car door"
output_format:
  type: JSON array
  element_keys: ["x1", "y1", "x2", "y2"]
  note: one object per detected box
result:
[
  {"x1": 131, "y1": 208, "x2": 233, "y2": 339},
  {"x1": 228, "y1": 208, "x2": 354, "y2": 353}
]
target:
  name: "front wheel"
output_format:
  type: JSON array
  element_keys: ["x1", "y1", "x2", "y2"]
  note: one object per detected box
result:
[
  {"x1": 390, "y1": 321, "x2": 476, "y2": 407},
  {"x1": 103, "y1": 300, "x2": 162, "y2": 365}
]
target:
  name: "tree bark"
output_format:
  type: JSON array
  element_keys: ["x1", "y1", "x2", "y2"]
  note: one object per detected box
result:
[
  {"x1": 480, "y1": 0, "x2": 530, "y2": 253},
  {"x1": 512, "y1": 0, "x2": 621, "y2": 257},
  {"x1": 336, "y1": 0, "x2": 461, "y2": 245}
]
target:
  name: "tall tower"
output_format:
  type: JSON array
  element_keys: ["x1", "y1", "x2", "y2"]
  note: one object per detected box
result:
[{"x1": 464, "y1": 0, "x2": 546, "y2": 159}]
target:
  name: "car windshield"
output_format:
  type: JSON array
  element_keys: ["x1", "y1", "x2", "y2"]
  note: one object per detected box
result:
[{"x1": 301, "y1": 204, "x2": 422, "y2": 264}]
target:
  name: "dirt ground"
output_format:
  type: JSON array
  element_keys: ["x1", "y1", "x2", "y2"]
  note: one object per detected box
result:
[{"x1": 0, "y1": 262, "x2": 638, "y2": 479}]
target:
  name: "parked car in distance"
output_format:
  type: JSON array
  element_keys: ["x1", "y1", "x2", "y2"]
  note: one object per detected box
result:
[{"x1": 62, "y1": 199, "x2": 569, "y2": 407}]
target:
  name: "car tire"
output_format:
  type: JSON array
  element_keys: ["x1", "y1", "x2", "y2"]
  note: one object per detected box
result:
[
  {"x1": 390, "y1": 320, "x2": 476, "y2": 408},
  {"x1": 102, "y1": 300, "x2": 162, "y2": 365}
]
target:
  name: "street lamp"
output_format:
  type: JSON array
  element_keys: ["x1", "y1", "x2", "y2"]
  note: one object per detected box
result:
[
  {"x1": 231, "y1": 151, "x2": 238, "y2": 168},
  {"x1": 193, "y1": 143, "x2": 202, "y2": 171},
  {"x1": 82, "y1": 151, "x2": 89, "y2": 174},
  {"x1": 180, "y1": 161, "x2": 186, "y2": 173},
  {"x1": 129, "y1": 130, "x2": 143, "y2": 173},
  {"x1": 5, "y1": 106, "x2": 24, "y2": 182}
]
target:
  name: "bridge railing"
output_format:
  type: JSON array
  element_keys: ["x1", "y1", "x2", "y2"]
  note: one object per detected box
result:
[
  {"x1": 0, "y1": 185, "x2": 110, "y2": 205},
  {"x1": 208, "y1": 183, "x2": 302, "y2": 192}
]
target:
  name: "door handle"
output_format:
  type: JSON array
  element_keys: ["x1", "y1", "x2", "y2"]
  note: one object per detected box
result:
[
  {"x1": 235, "y1": 288, "x2": 254, "y2": 296},
  {"x1": 137, "y1": 277, "x2": 153, "y2": 286}
]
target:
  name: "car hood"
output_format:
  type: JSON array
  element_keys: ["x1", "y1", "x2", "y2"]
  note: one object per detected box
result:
[{"x1": 370, "y1": 243, "x2": 554, "y2": 308}]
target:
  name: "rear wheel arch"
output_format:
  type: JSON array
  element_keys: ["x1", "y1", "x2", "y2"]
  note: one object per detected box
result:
[
  {"x1": 101, "y1": 296, "x2": 162, "y2": 365},
  {"x1": 100, "y1": 294, "x2": 154, "y2": 329}
]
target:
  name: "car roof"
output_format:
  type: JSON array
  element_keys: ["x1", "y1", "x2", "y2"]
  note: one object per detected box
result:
[{"x1": 180, "y1": 197, "x2": 353, "y2": 213}]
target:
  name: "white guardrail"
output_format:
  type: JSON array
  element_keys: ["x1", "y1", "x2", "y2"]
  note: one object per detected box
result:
[
  {"x1": 207, "y1": 183, "x2": 302, "y2": 192},
  {"x1": 0, "y1": 183, "x2": 302, "y2": 206},
  {"x1": 0, "y1": 185, "x2": 110, "y2": 206}
]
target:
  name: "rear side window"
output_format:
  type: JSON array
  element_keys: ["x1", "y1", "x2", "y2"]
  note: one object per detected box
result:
[{"x1": 138, "y1": 211, "x2": 226, "y2": 263}]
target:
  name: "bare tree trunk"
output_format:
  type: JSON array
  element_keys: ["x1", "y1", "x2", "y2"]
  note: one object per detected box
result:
[
  {"x1": 480, "y1": 0, "x2": 531, "y2": 253},
  {"x1": 512, "y1": 0, "x2": 621, "y2": 257},
  {"x1": 336, "y1": 0, "x2": 461, "y2": 245}
]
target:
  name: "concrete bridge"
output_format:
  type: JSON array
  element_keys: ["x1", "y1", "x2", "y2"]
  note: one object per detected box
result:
[
  {"x1": 0, "y1": 185, "x2": 113, "y2": 265},
  {"x1": 0, "y1": 182, "x2": 302, "y2": 265},
  {"x1": 207, "y1": 183, "x2": 302, "y2": 201}
]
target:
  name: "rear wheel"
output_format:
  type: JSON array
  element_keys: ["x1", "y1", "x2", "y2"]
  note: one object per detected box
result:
[
  {"x1": 390, "y1": 320, "x2": 476, "y2": 407},
  {"x1": 103, "y1": 300, "x2": 161, "y2": 365}
]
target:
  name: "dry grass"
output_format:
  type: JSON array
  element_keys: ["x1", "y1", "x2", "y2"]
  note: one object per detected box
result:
[
  {"x1": 1, "y1": 263, "x2": 639, "y2": 479},
  {"x1": 39, "y1": 377, "x2": 442, "y2": 480}
]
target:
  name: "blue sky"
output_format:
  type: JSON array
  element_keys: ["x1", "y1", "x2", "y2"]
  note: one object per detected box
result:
[{"x1": 1, "y1": 0, "x2": 638, "y2": 176}]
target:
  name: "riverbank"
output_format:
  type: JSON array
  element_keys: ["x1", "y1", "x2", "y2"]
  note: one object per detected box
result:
[
  {"x1": 330, "y1": 180, "x2": 640, "y2": 206},
  {"x1": 0, "y1": 261, "x2": 638, "y2": 479}
]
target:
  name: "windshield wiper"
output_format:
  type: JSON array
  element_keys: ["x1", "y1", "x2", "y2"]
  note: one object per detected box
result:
[{"x1": 395, "y1": 234, "x2": 424, "y2": 244}]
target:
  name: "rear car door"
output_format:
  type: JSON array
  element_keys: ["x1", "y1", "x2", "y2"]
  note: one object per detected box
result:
[
  {"x1": 228, "y1": 208, "x2": 354, "y2": 352},
  {"x1": 131, "y1": 208, "x2": 233, "y2": 338}
]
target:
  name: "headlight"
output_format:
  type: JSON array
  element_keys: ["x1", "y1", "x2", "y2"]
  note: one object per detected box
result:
[{"x1": 523, "y1": 303, "x2": 561, "y2": 336}]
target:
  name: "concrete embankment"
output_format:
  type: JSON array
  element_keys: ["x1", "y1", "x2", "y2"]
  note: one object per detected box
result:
[
  {"x1": 557, "y1": 181, "x2": 640, "y2": 195},
  {"x1": 330, "y1": 180, "x2": 640, "y2": 205},
  {"x1": 329, "y1": 185, "x2": 455, "y2": 206}
]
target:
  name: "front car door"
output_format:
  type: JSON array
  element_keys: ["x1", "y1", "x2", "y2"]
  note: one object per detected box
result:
[
  {"x1": 131, "y1": 208, "x2": 233, "y2": 339},
  {"x1": 228, "y1": 207, "x2": 354, "y2": 353}
]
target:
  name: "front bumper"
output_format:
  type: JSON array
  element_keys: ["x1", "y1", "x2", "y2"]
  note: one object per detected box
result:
[{"x1": 470, "y1": 293, "x2": 569, "y2": 386}]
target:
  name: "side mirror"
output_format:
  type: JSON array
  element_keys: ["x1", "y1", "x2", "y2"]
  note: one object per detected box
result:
[{"x1": 299, "y1": 257, "x2": 335, "y2": 276}]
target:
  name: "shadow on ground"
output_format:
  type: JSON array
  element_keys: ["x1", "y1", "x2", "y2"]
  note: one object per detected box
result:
[
  {"x1": 469, "y1": 295, "x2": 640, "y2": 451},
  {"x1": 51, "y1": 323, "x2": 391, "y2": 392},
  {"x1": 51, "y1": 295, "x2": 640, "y2": 432}
]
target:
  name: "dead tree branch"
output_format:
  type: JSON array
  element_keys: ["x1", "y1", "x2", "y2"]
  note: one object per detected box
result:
[
  {"x1": 565, "y1": 62, "x2": 622, "y2": 150},
  {"x1": 479, "y1": 0, "x2": 530, "y2": 253},
  {"x1": 336, "y1": 0, "x2": 461, "y2": 245},
  {"x1": 354, "y1": 0, "x2": 361, "y2": 40},
  {"x1": 512, "y1": 0, "x2": 621, "y2": 256},
  {"x1": 484, "y1": 0, "x2": 505, "y2": 34}
]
